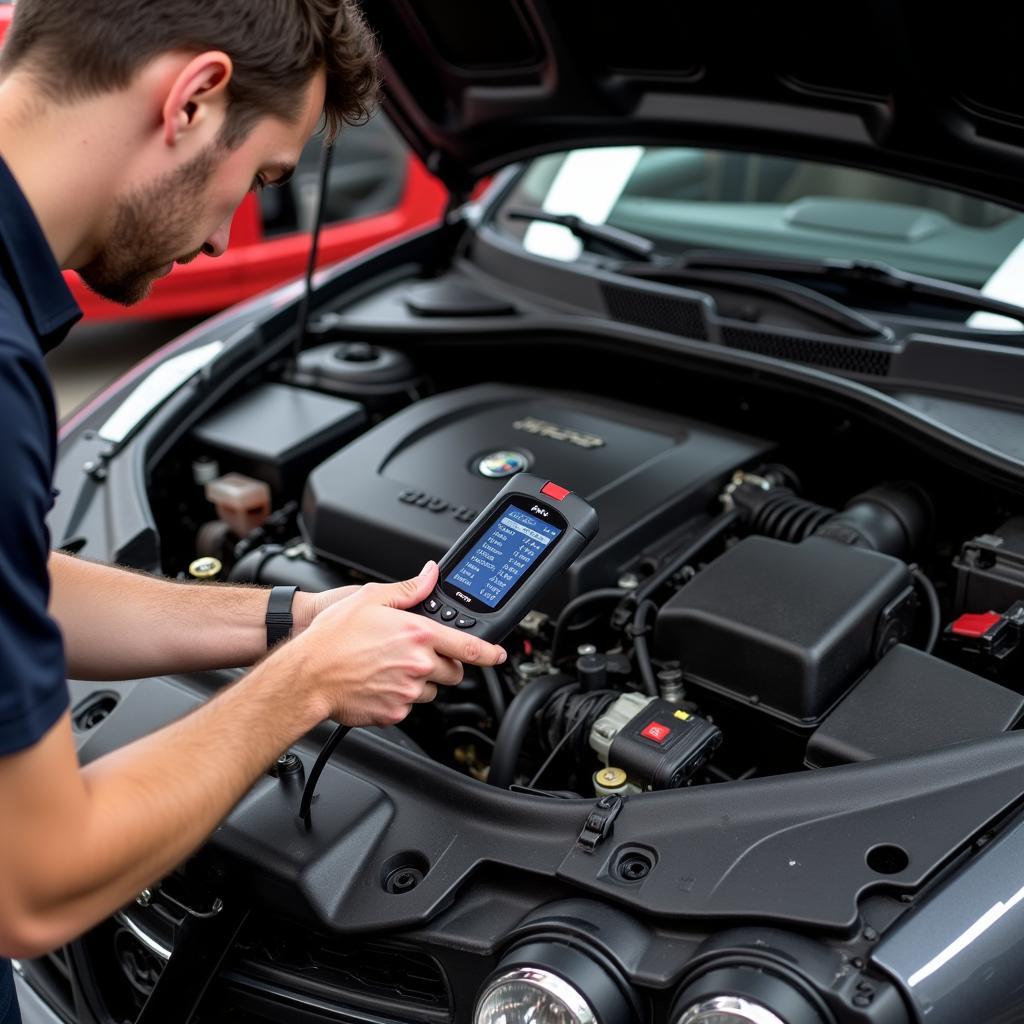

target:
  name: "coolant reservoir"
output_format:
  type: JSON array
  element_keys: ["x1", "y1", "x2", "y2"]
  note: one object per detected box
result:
[{"x1": 205, "y1": 473, "x2": 271, "y2": 538}]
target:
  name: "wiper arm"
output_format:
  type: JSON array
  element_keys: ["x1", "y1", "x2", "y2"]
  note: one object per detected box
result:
[
  {"x1": 505, "y1": 206, "x2": 656, "y2": 261},
  {"x1": 676, "y1": 249, "x2": 1024, "y2": 328},
  {"x1": 505, "y1": 209, "x2": 885, "y2": 337},
  {"x1": 622, "y1": 263, "x2": 888, "y2": 339}
]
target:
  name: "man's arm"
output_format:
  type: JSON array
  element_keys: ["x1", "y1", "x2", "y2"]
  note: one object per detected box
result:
[
  {"x1": 0, "y1": 563, "x2": 506, "y2": 957},
  {"x1": 48, "y1": 552, "x2": 354, "y2": 679}
]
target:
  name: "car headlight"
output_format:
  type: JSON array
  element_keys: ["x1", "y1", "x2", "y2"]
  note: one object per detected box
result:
[
  {"x1": 675, "y1": 995, "x2": 785, "y2": 1024},
  {"x1": 476, "y1": 967, "x2": 596, "y2": 1024},
  {"x1": 475, "y1": 941, "x2": 634, "y2": 1024},
  {"x1": 671, "y1": 967, "x2": 825, "y2": 1024}
]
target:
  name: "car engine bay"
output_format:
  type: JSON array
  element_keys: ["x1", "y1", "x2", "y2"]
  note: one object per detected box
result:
[{"x1": 139, "y1": 327, "x2": 1024, "y2": 803}]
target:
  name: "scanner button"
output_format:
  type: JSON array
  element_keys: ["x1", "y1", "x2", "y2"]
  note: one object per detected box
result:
[
  {"x1": 423, "y1": 597, "x2": 442, "y2": 614},
  {"x1": 455, "y1": 615, "x2": 477, "y2": 629},
  {"x1": 440, "y1": 606, "x2": 458, "y2": 621}
]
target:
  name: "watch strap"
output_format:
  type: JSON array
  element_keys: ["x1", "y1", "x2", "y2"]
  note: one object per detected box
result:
[{"x1": 266, "y1": 585, "x2": 299, "y2": 649}]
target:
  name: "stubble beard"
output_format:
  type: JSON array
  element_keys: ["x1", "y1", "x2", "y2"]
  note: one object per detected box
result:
[{"x1": 77, "y1": 143, "x2": 221, "y2": 306}]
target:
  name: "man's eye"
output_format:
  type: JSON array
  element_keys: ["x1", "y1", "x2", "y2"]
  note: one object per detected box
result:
[{"x1": 249, "y1": 175, "x2": 267, "y2": 193}]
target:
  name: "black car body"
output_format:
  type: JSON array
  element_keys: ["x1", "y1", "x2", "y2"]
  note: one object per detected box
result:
[{"x1": 17, "y1": 3, "x2": 1024, "y2": 1022}]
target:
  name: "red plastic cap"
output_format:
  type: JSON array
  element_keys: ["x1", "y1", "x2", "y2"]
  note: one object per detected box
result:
[
  {"x1": 541, "y1": 481, "x2": 571, "y2": 501},
  {"x1": 950, "y1": 611, "x2": 1002, "y2": 638}
]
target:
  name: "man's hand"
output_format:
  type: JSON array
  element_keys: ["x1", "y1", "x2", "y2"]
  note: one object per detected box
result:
[{"x1": 286, "y1": 560, "x2": 506, "y2": 727}]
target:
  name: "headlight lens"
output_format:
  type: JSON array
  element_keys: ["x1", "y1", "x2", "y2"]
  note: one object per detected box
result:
[
  {"x1": 676, "y1": 995, "x2": 785, "y2": 1024},
  {"x1": 475, "y1": 967, "x2": 597, "y2": 1024}
]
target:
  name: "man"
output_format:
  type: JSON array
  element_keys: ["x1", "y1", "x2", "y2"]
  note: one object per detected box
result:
[{"x1": 0, "y1": 2, "x2": 507, "y2": 1020}]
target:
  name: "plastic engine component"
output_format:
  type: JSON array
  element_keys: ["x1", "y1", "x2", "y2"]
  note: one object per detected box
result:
[
  {"x1": 805, "y1": 644, "x2": 1024, "y2": 767},
  {"x1": 191, "y1": 382, "x2": 367, "y2": 494},
  {"x1": 655, "y1": 535, "x2": 914, "y2": 726},
  {"x1": 302, "y1": 384, "x2": 771, "y2": 612},
  {"x1": 590, "y1": 694, "x2": 722, "y2": 789}
]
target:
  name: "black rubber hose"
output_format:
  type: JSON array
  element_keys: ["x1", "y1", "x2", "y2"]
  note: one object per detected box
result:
[
  {"x1": 481, "y1": 665, "x2": 507, "y2": 721},
  {"x1": 550, "y1": 588, "x2": 627, "y2": 659},
  {"x1": 632, "y1": 599, "x2": 660, "y2": 695},
  {"x1": 488, "y1": 673, "x2": 575, "y2": 788},
  {"x1": 911, "y1": 566, "x2": 942, "y2": 654}
]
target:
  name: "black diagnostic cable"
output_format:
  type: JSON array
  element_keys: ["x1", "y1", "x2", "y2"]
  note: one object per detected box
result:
[{"x1": 298, "y1": 722, "x2": 349, "y2": 831}]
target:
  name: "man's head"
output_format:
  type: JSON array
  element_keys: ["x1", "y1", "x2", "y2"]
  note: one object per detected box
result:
[{"x1": 0, "y1": 0, "x2": 380, "y2": 304}]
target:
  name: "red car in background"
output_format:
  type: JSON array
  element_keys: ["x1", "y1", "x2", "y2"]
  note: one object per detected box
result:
[{"x1": 0, "y1": 3, "x2": 448, "y2": 322}]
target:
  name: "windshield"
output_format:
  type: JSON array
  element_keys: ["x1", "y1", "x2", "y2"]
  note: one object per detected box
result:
[{"x1": 495, "y1": 147, "x2": 1024, "y2": 294}]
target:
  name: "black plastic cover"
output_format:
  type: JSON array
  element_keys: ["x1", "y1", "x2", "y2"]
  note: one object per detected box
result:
[
  {"x1": 805, "y1": 643, "x2": 1024, "y2": 768},
  {"x1": 608, "y1": 699, "x2": 722, "y2": 789},
  {"x1": 655, "y1": 536, "x2": 913, "y2": 725},
  {"x1": 191, "y1": 383, "x2": 367, "y2": 495},
  {"x1": 953, "y1": 516, "x2": 1024, "y2": 614},
  {"x1": 302, "y1": 384, "x2": 770, "y2": 611}
]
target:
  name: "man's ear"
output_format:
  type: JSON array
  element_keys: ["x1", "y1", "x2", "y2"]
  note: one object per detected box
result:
[{"x1": 162, "y1": 52, "x2": 234, "y2": 148}]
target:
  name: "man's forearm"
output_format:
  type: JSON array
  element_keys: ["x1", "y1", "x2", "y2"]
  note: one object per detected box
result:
[
  {"x1": 49, "y1": 552, "x2": 272, "y2": 679},
  {"x1": 3, "y1": 650, "x2": 326, "y2": 955}
]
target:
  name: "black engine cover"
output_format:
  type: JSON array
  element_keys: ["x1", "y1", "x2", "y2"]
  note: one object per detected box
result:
[{"x1": 301, "y1": 384, "x2": 770, "y2": 611}]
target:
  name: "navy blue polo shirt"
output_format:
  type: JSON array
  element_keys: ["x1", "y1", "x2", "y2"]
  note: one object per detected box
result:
[{"x1": 0, "y1": 155, "x2": 81, "y2": 1024}]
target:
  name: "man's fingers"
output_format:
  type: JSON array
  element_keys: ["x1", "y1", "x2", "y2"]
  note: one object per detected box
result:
[
  {"x1": 413, "y1": 683, "x2": 438, "y2": 704},
  {"x1": 368, "y1": 562, "x2": 439, "y2": 610},
  {"x1": 426, "y1": 622, "x2": 507, "y2": 667},
  {"x1": 430, "y1": 655, "x2": 464, "y2": 687}
]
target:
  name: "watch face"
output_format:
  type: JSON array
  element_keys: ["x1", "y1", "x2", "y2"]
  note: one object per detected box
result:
[
  {"x1": 440, "y1": 497, "x2": 567, "y2": 613},
  {"x1": 476, "y1": 450, "x2": 530, "y2": 478}
]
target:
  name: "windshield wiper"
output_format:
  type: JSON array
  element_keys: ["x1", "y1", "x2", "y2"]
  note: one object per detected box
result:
[
  {"x1": 675, "y1": 249, "x2": 1024, "y2": 328},
  {"x1": 505, "y1": 206, "x2": 656, "y2": 261},
  {"x1": 621, "y1": 264, "x2": 887, "y2": 339},
  {"x1": 505, "y1": 207, "x2": 887, "y2": 338}
]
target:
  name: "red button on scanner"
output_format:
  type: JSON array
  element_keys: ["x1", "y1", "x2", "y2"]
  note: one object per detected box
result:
[
  {"x1": 640, "y1": 721, "x2": 671, "y2": 744},
  {"x1": 540, "y1": 481, "x2": 571, "y2": 501},
  {"x1": 951, "y1": 611, "x2": 1003, "y2": 638}
]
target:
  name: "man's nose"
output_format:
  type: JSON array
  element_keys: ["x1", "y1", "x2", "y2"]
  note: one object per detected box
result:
[{"x1": 201, "y1": 219, "x2": 233, "y2": 258}]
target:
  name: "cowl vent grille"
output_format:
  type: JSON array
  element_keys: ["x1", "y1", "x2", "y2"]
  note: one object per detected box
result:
[
  {"x1": 722, "y1": 325, "x2": 892, "y2": 376},
  {"x1": 602, "y1": 282, "x2": 709, "y2": 340}
]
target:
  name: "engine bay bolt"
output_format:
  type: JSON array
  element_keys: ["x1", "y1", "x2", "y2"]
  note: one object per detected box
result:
[
  {"x1": 383, "y1": 866, "x2": 424, "y2": 894},
  {"x1": 577, "y1": 644, "x2": 598, "y2": 657},
  {"x1": 617, "y1": 572, "x2": 640, "y2": 590},
  {"x1": 275, "y1": 752, "x2": 302, "y2": 775},
  {"x1": 136, "y1": 889, "x2": 153, "y2": 908}
]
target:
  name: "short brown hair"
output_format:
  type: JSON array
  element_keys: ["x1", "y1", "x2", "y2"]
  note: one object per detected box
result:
[{"x1": 0, "y1": 0, "x2": 380, "y2": 145}]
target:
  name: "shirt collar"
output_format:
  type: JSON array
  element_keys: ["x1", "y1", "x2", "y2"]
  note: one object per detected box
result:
[{"x1": 0, "y1": 155, "x2": 82, "y2": 351}]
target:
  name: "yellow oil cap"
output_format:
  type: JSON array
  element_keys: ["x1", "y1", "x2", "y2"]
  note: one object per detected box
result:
[{"x1": 593, "y1": 766, "x2": 629, "y2": 796}]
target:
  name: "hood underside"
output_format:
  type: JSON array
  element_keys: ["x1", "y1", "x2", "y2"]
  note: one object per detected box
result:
[{"x1": 361, "y1": 0, "x2": 1024, "y2": 206}]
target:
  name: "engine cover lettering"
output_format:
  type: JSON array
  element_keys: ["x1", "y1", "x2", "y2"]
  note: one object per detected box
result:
[{"x1": 513, "y1": 416, "x2": 605, "y2": 449}]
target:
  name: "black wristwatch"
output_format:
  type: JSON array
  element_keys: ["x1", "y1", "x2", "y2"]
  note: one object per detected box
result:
[{"x1": 265, "y1": 585, "x2": 299, "y2": 649}]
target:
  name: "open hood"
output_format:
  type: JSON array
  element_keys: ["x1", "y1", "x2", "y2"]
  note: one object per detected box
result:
[{"x1": 360, "y1": 0, "x2": 1024, "y2": 205}]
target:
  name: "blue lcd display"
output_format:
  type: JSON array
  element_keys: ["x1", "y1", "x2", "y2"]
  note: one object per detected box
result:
[{"x1": 445, "y1": 506, "x2": 564, "y2": 608}]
